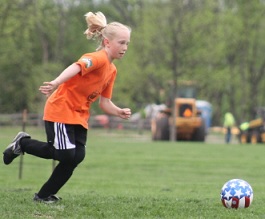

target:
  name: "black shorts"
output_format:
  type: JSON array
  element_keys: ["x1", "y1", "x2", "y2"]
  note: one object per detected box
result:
[{"x1": 45, "y1": 121, "x2": 87, "y2": 150}]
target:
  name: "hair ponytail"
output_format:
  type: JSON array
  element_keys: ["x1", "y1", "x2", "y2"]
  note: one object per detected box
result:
[{"x1": 84, "y1": 12, "x2": 107, "y2": 40}]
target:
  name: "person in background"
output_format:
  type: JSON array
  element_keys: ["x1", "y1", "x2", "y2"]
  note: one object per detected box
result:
[
  {"x1": 3, "y1": 11, "x2": 131, "y2": 203},
  {"x1": 223, "y1": 112, "x2": 236, "y2": 143}
]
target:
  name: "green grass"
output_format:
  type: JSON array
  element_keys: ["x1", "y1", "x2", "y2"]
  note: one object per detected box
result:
[{"x1": 1, "y1": 127, "x2": 265, "y2": 218}]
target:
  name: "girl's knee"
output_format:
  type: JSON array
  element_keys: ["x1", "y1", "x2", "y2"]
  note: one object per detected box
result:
[{"x1": 74, "y1": 146, "x2": 86, "y2": 164}]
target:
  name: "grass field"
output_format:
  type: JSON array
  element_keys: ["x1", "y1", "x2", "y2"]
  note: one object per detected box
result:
[{"x1": 0, "y1": 126, "x2": 265, "y2": 219}]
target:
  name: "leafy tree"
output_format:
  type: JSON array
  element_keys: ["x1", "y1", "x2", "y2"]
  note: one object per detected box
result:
[
  {"x1": 0, "y1": 0, "x2": 37, "y2": 112},
  {"x1": 1, "y1": 0, "x2": 265, "y2": 128}
]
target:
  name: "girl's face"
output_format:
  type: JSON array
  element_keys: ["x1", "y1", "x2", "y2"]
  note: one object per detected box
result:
[{"x1": 105, "y1": 29, "x2": 131, "y2": 62}]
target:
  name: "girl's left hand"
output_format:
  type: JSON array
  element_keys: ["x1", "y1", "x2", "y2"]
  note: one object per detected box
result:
[{"x1": 119, "y1": 108, "x2": 131, "y2": 120}]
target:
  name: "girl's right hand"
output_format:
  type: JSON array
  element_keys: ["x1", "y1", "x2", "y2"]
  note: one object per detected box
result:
[{"x1": 39, "y1": 81, "x2": 58, "y2": 97}]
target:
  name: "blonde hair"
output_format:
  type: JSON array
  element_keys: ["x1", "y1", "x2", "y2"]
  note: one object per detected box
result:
[{"x1": 84, "y1": 11, "x2": 131, "y2": 51}]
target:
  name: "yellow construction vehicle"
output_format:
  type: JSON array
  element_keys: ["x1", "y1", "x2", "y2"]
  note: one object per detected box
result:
[
  {"x1": 151, "y1": 82, "x2": 212, "y2": 141},
  {"x1": 238, "y1": 107, "x2": 265, "y2": 144}
]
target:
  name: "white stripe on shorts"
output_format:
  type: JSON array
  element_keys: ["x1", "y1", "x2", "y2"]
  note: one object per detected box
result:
[{"x1": 54, "y1": 122, "x2": 75, "y2": 150}]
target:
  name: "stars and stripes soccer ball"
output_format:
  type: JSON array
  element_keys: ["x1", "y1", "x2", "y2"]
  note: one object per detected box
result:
[{"x1": 220, "y1": 179, "x2": 253, "y2": 209}]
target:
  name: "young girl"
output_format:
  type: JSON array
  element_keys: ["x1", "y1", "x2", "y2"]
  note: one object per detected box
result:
[{"x1": 3, "y1": 11, "x2": 131, "y2": 203}]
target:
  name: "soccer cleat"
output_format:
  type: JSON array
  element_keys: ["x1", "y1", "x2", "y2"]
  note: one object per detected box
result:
[
  {"x1": 3, "y1": 131, "x2": 31, "y2": 165},
  {"x1": 33, "y1": 193, "x2": 62, "y2": 204}
]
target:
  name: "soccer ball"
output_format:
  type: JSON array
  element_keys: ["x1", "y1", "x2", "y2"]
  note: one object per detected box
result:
[{"x1": 220, "y1": 179, "x2": 253, "y2": 209}]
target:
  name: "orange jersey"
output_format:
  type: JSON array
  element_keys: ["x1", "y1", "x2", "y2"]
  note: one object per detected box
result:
[{"x1": 43, "y1": 50, "x2": 117, "y2": 129}]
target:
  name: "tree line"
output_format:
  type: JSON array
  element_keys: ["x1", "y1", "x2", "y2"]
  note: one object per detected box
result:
[{"x1": 1, "y1": 0, "x2": 265, "y2": 126}]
